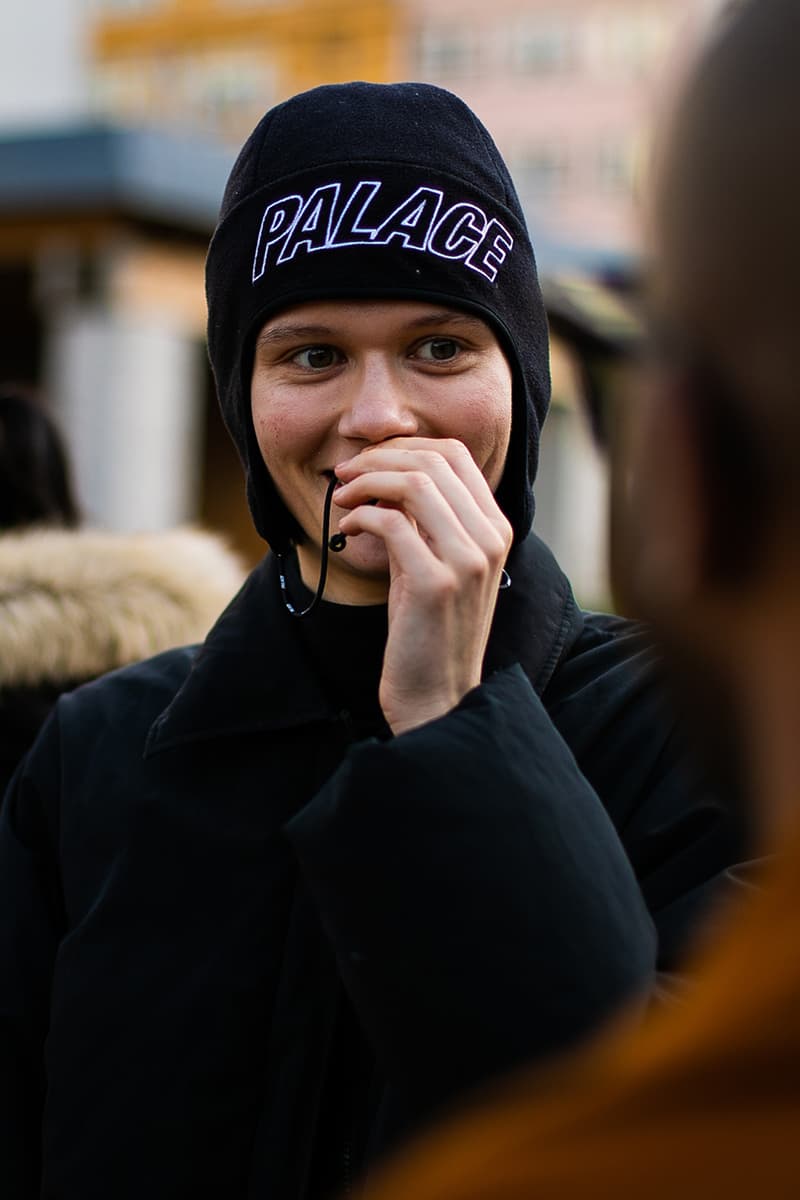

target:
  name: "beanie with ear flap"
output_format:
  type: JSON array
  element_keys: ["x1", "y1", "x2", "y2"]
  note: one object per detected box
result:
[{"x1": 205, "y1": 81, "x2": 550, "y2": 553}]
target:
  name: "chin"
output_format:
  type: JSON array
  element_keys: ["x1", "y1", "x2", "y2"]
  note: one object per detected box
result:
[{"x1": 339, "y1": 532, "x2": 391, "y2": 579}]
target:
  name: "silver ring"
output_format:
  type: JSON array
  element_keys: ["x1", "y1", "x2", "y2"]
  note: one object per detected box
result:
[{"x1": 499, "y1": 568, "x2": 512, "y2": 590}]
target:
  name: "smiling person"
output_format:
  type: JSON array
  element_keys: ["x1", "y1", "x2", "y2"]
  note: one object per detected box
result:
[{"x1": 0, "y1": 85, "x2": 743, "y2": 1199}]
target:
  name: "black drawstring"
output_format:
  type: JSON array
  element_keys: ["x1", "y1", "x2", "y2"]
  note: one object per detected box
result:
[
  {"x1": 277, "y1": 475, "x2": 339, "y2": 618},
  {"x1": 278, "y1": 474, "x2": 512, "y2": 618}
]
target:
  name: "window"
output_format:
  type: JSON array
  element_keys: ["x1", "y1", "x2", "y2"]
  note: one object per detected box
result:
[
  {"x1": 416, "y1": 29, "x2": 478, "y2": 80},
  {"x1": 513, "y1": 146, "x2": 570, "y2": 202},
  {"x1": 584, "y1": 10, "x2": 671, "y2": 78},
  {"x1": 595, "y1": 141, "x2": 633, "y2": 195},
  {"x1": 509, "y1": 18, "x2": 574, "y2": 76},
  {"x1": 91, "y1": 50, "x2": 277, "y2": 142}
]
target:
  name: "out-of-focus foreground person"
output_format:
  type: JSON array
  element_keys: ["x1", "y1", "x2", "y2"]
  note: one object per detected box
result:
[
  {"x1": 366, "y1": 1, "x2": 800, "y2": 1197},
  {"x1": 0, "y1": 388, "x2": 245, "y2": 792}
]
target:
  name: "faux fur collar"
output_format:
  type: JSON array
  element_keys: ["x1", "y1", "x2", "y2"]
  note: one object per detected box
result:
[{"x1": 0, "y1": 527, "x2": 247, "y2": 687}]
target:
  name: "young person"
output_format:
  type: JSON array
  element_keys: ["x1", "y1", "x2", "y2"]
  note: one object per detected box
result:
[
  {"x1": 0, "y1": 84, "x2": 742, "y2": 1198},
  {"x1": 364, "y1": 3, "x2": 800, "y2": 1196}
]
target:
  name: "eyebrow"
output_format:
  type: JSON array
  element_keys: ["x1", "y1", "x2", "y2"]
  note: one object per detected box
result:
[
  {"x1": 256, "y1": 324, "x2": 338, "y2": 348},
  {"x1": 255, "y1": 310, "x2": 488, "y2": 348},
  {"x1": 403, "y1": 311, "x2": 488, "y2": 331}
]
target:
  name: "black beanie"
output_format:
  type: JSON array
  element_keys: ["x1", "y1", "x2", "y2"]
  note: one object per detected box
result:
[{"x1": 206, "y1": 81, "x2": 550, "y2": 552}]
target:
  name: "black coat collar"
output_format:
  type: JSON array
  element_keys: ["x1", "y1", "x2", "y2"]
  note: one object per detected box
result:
[{"x1": 145, "y1": 532, "x2": 582, "y2": 755}]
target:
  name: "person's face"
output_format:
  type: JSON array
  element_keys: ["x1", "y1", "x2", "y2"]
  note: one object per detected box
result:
[{"x1": 250, "y1": 299, "x2": 513, "y2": 603}]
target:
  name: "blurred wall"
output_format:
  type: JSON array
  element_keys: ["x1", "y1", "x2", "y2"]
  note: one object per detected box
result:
[
  {"x1": 90, "y1": 0, "x2": 399, "y2": 144},
  {"x1": 400, "y1": 0, "x2": 713, "y2": 262},
  {"x1": 0, "y1": 0, "x2": 90, "y2": 128}
]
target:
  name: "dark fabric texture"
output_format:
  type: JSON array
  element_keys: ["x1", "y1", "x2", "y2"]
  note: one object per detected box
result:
[
  {"x1": 205, "y1": 82, "x2": 550, "y2": 550},
  {"x1": 285, "y1": 553, "x2": 391, "y2": 743},
  {"x1": 0, "y1": 532, "x2": 744, "y2": 1199},
  {"x1": 0, "y1": 684, "x2": 73, "y2": 798}
]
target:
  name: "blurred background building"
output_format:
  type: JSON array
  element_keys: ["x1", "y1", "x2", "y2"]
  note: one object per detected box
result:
[{"x1": 0, "y1": 0, "x2": 725, "y2": 600}]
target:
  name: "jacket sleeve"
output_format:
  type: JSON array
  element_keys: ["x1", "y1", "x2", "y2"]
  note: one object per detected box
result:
[
  {"x1": 285, "y1": 665, "x2": 657, "y2": 1119},
  {"x1": 543, "y1": 616, "x2": 748, "y2": 973},
  {"x1": 0, "y1": 720, "x2": 64, "y2": 1198}
]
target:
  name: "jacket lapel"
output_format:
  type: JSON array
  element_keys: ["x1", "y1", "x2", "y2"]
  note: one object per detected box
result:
[
  {"x1": 145, "y1": 555, "x2": 335, "y2": 755},
  {"x1": 146, "y1": 532, "x2": 582, "y2": 757}
]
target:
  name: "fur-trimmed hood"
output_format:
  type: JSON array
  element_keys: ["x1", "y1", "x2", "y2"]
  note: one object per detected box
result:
[{"x1": 0, "y1": 526, "x2": 247, "y2": 688}]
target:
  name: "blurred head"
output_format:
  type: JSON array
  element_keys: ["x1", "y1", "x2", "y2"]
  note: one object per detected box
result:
[
  {"x1": 616, "y1": 0, "x2": 800, "y2": 823},
  {"x1": 0, "y1": 388, "x2": 79, "y2": 532},
  {"x1": 205, "y1": 81, "x2": 550, "y2": 554}
]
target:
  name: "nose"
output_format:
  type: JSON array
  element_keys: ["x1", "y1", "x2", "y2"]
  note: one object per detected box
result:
[{"x1": 337, "y1": 356, "x2": 419, "y2": 445}]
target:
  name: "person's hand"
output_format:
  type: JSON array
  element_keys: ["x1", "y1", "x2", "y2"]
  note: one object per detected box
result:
[{"x1": 333, "y1": 438, "x2": 513, "y2": 735}]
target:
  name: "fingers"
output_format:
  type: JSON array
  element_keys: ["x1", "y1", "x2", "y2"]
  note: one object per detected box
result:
[
  {"x1": 338, "y1": 502, "x2": 448, "y2": 588},
  {"x1": 336, "y1": 468, "x2": 508, "y2": 576},
  {"x1": 334, "y1": 439, "x2": 511, "y2": 735},
  {"x1": 334, "y1": 439, "x2": 512, "y2": 560},
  {"x1": 336, "y1": 438, "x2": 501, "y2": 526}
]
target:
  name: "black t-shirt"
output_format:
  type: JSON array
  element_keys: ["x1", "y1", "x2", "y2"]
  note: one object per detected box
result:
[{"x1": 284, "y1": 551, "x2": 391, "y2": 743}]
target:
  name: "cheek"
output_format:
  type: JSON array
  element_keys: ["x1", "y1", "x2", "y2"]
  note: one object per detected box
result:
[
  {"x1": 446, "y1": 365, "x2": 512, "y2": 487},
  {"x1": 250, "y1": 387, "x2": 315, "y2": 478},
  {"x1": 251, "y1": 405, "x2": 280, "y2": 458},
  {"x1": 250, "y1": 378, "x2": 275, "y2": 461}
]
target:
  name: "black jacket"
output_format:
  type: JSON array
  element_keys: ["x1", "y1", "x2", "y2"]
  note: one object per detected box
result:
[{"x1": 0, "y1": 534, "x2": 741, "y2": 1199}]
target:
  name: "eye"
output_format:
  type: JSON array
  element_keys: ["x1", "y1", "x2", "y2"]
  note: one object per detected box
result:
[
  {"x1": 291, "y1": 345, "x2": 343, "y2": 370},
  {"x1": 414, "y1": 337, "x2": 461, "y2": 363}
]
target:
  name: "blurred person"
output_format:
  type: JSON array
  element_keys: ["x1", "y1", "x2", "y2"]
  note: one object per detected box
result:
[
  {"x1": 0, "y1": 387, "x2": 79, "y2": 530},
  {"x1": 0, "y1": 387, "x2": 245, "y2": 791},
  {"x1": 0, "y1": 86, "x2": 745, "y2": 1199},
  {"x1": 362, "y1": 2, "x2": 800, "y2": 1197}
]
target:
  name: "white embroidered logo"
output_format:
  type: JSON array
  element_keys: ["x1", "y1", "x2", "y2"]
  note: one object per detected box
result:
[{"x1": 252, "y1": 180, "x2": 514, "y2": 284}]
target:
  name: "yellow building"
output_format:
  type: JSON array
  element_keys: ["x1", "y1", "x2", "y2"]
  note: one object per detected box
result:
[
  {"x1": 91, "y1": 0, "x2": 400, "y2": 144},
  {"x1": 0, "y1": 2, "x2": 406, "y2": 566}
]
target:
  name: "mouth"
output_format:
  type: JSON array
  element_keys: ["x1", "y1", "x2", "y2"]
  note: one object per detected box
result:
[
  {"x1": 321, "y1": 468, "x2": 378, "y2": 506},
  {"x1": 321, "y1": 470, "x2": 343, "y2": 509}
]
